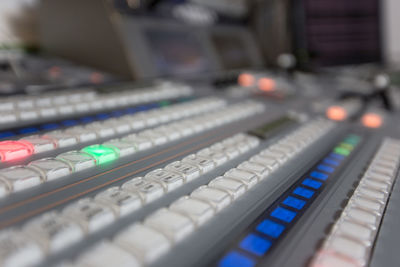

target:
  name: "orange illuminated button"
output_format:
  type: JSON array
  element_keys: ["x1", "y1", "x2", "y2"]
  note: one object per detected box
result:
[
  {"x1": 238, "y1": 73, "x2": 255, "y2": 87},
  {"x1": 326, "y1": 106, "x2": 347, "y2": 121},
  {"x1": 361, "y1": 113, "x2": 383, "y2": 128},
  {"x1": 258, "y1": 78, "x2": 276, "y2": 92},
  {"x1": 0, "y1": 141, "x2": 34, "y2": 162}
]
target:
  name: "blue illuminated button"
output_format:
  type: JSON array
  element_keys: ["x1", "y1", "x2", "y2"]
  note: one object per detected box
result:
[
  {"x1": 256, "y1": 219, "x2": 285, "y2": 238},
  {"x1": 219, "y1": 251, "x2": 255, "y2": 267},
  {"x1": 317, "y1": 164, "x2": 334, "y2": 173},
  {"x1": 96, "y1": 113, "x2": 110, "y2": 120},
  {"x1": 239, "y1": 234, "x2": 271, "y2": 256},
  {"x1": 18, "y1": 127, "x2": 39, "y2": 134},
  {"x1": 310, "y1": 171, "x2": 329, "y2": 181},
  {"x1": 323, "y1": 158, "x2": 340, "y2": 166},
  {"x1": 80, "y1": 116, "x2": 95, "y2": 123},
  {"x1": 329, "y1": 153, "x2": 345, "y2": 161},
  {"x1": 270, "y1": 207, "x2": 297, "y2": 223},
  {"x1": 0, "y1": 132, "x2": 15, "y2": 139},
  {"x1": 282, "y1": 196, "x2": 306, "y2": 210},
  {"x1": 41, "y1": 123, "x2": 59, "y2": 130},
  {"x1": 61, "y1": 119, "x2": 78, "y2": 127},
  {"x1": 302, "y1": 178, "x2": 322, "y2": 189},
  {"x1": 293, "y1": 187, "x2": 315, "y2": 199}
]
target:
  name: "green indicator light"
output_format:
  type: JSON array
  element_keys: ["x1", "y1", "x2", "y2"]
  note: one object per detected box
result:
[
  {"x1": 334, "y1": 147, "x2": 351, "y2": 156},
  {"x1": 81, "y1": 145, "x2": 118, "y2": 165},
  {"x1": 339, "y1": 143, "x2": 354, "y2": 150},
  {"x1": 344, "y1": 135, "x2": 360, "y2": 145},
  {"x1": 159, "y1": 100, "x2": 170, "y2": 107}
]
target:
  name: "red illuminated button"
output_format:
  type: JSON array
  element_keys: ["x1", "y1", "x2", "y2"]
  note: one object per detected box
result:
[
  {"x1": 238, "y1": 73, "x2": 255, "y2": 87},
  {"x1": 0, "y1": 141, "x2": 34, "y2": 162},
  {"x1": 361, "y1": 113, "x2": 383, "y2": 128},
  {"x1": 258, "y1": 78, "x2": 276, "y2": 92}
]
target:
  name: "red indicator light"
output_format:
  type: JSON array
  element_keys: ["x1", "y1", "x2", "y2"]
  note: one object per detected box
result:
[
  {"x1": 90, "y1": 72, "x2": 104, "y2": 84},
  {"x1": 0, "y1": 141, "x2": 34, "y2": 162},
  {"x1": 362, "y1": 113, "x2": 382, "y2": 128},
  {"x1": 326, "y1": 106, "x2": 347, "y2": 121},
  {"x1": 258, "y1": 78, "x2": 276, "y2": 92},
  {"x1": 238, "y1": 73, "x2": 255, "y2": 87}
]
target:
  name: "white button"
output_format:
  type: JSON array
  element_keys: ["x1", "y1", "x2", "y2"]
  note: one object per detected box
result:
[
  {"x1": 361, "y1": 178, "x2": 390, "y2": 192},
  {"x1": 139, "y1": 130, "x2": 168, "y2": 146},
  {"x1": 23, "y1": 211, "x2": 84, "y2": 253},
  {"x1": 169, "y1": 196, "x2": 214, "y2": 226},
  {"x1": 102, "y1": 119, "x2": 131, "y2": 134},
  {"x1": 56, "y1": 151, "x2": 96, "y2": 172},
  {"x1": 197, "y1": 148, "x2": 228, "y2": 166},
  {"x1": 28, "y1": 158, "x2": 72, "y2": 181},
  {"x1": 42, "y1": 132, "x2": 78, "y2": 148},
  {"x1": 77, "y1": 241, "x2": 140, "y2": 267},
  {"x1": 155, "y1": 126, "x2": 181, "y2": 141},
  {"x1": 249, "y1": 155, "x2": 280, "y2": 172},
  {"x1": 224, "y1": 168, "x2": 258, "y2": 188},
  {"x1": 20, "y1": 136, "x2": 57, "y2": 154},
  {"x1": 144, "y1": 208, "x2": 194, "y2": 242},
  {"x1": 350, "y1": 196, "x2": 385, "y2": 215},
  {"x1": 0, "y1": 230, "x2": 44, "y2": 267},
  {"x1": 344, "y1": 207, "x2": 379, "y2": 227},
  {"x1": 355, "y1": 186, "x2": 387, "y2": 203},
  {"x1": 103, "y1": 140, "x2": 136, "y2": 157},
  {"x1": 237, "y1": 161, "x2": 270, "y2": 179},
  {"x1": 165, "y1": 161, "x2": 201, "y2": 182},
  {"x1": 86, "y1": 123, "x2": 115, "y2": 138},
  {"x1": 122, "y1": 134, "x2": 153, "y2": 151},
  {"x1": 145, "y1": 169, "x2": 184, "y2": 192},
  {"x1": 0, "y1": 166, "x2": 43, "y2": 192},
  {"x1": 39, "y1": 107, "x2": 58, "y2": 118},
  {"x1": 182, "y1": 154, "x2": 215, "y2": 174},
  {"x1": 191, "y1": 186, "x2": 231, "y2": 211},
  {"x1": 310, "y1": 250, "x2": 361, "y2": 267},
  {"x1": 122, "y1": 177, "x2": 164, "y2": 203},
  {"x1": 114, "y1": 224, "x2": 171, "y2": 264},
  {"x1": 325, "y1": 236, "x2": 368, "y2": 265},
  {"x1": 0, "y1": 112, "x2": 18, "y2": 123},
  {"x1": 0, "y1": 179, "x2": 10, "y2": 198},
  {"x1": 260, "y1": 149, "x2": 287, "y2": 164},
  {"x1": 65, "y1": 127, "x2": 97, "y2": 143},
  {"x1": 209, "y1": 177, "x2": 246, "y2": 200},
  {"x1": 94, "y1": 186, "x2": 142, "y2": 217},
  {"x1": 334, "y1": 220, "x2": 374, "y2": 244},
  {"x1": 123, "y1": 115, "x2": 146, "y2": 130},
  {"x1": 62, "y1": 198, "x2": 116, "y2": 233},
  {"x1": 19, "y1": 110, "x2": 39, "y2": 121}
]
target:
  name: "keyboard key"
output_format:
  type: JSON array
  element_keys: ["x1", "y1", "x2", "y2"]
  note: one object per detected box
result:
[
  {"x1": 81, "y1": 145, "x2": 119, "y2": 165},
  {"x1": 239, "y1": 233, "x2": 271, "y2": 256},
  {"x1": 270, "y1": 206, "x2": 297, "y2": 223},
  {"x1": 237, "y1": 161, "x2": 270, "y2": 179},
  {"x1": 122, "y1": 177, "x2": 164, "y2": 203},
  {"x1": 62, "y1": 198, "x2": 116, "y2": 233},
  {"x1": 256, "y1": 219, "x2": 285, "y2": 238},
  {"x1": 209, "y1": 177, "x2": 246, "y2": 200},
  {"x1": 28, "y1": 158, "x2": 72, "y2": 181},
  {"x1": 334, "y1": 220, "x2": 374, "y2": 244},
  {"x1": 310, "y1": 250, "x2": 361, "y2": 267},
  {"x1": 0, "y1": 140, "x2": 34, "y2": 162},
  {"x1": 42, "y1": 132, "x2": 78, "y2": 148},
  {"x1": 317, "y1": 164, "x2": 335, "y2": 173},
  {"x1": 94, "y1": 187, "x2": 142, "y2": 217},
  {"x1": 0, "y1": 166, "x2": 43, "y2": 192},
  {"x1": 293, "y1": 186, "x2": 315, "y2": 199},
  {"x1": 121, "y1": 134, "x2": 153, "y2": 151},
  {"x1": 56, "y1": 151, "x2": 96, "y2": 172},
  {"x1": 325, "y1": 236, "x2": 368, "y2": 265},
  {"x1": 182, "y1": 154, "x2": 216, "y2": 174},
  {"x1": 224, "y1": 168, "x2": 258, "y2": 188},
  {"x1": 197, "y1": 148, "x2": 228, "y2": 166},
  {"x1": 310, "y1": 171, "x2": 329, "y2": 181},
  {"x1": 20, "y1": 136, "x2": 57, "y2": 154},
  {"x1": 65, "y1": 127, "x2": 97, "y2": 143},
  {"x1": 77, "y1": 241, "x2": 140, "y2": 267},
  {"x1": 145, "y1": 169, "x2": 184, "y2": 192},
  {"x1": 191, "y1": 186, "x2": 231, "y2": 211},
  {"x1": 165, "y1": 161, "x2": 201, "y2": 182},
  {"x1": 302, "y1": 178, "x2": 323, "y2": 189},
  {"x1": 144, "y1": 208, "x2": 195, "y2": 242},
  {"x1": 169, "y1": 196, "x2": 214, "y2": 226},
  {"x1": 219, "y1": 251, "x2": 256, "y2": 267},
  {"x1": 114, "y1": 224, "x2": 171, "y2": 264},
  {"x1": 102, "y1": 140, "x2": 137, "y2": 157},
  {"x1": 282, "y1": 196, "x2": 306, "y2": 210}
]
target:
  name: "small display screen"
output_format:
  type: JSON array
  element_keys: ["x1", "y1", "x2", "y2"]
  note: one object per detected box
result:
[
  {"x1": 212, "y1": 34, "x2": 252, "y2": 70},
  {"x1": 144, "y1": 29, "x2": 210, "y2": 76}
]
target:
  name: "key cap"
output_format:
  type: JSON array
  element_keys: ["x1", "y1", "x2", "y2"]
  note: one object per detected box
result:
[
  {"x1": 144, "y1": 208, "x2": 195, "y2": 242},
  {"x1": 86, "y1": 122, "x2": 115, "y2": 138},
  {"x1": 191, "y1": 186, "x2": 231, "y2": 211},
  {"x1": 165, "y1": 161, "x2": 201, "y2": 182},
  {"x1": 56, "y1": 151, "x2": 96, "y2": 172},
  {"x1": 0, "y1": 140, "x2": 34, "y2": 162},
  {"x1": 103, "y1": 140, "x2": 137, "y2": 157},
  {"x1": 333, "y1": 220, "x2": 374, "y2": 245},
  {"x1": 42, "y1": 132, "x2": 78, "y2": 148},
  {"x1": 325, "y1": 236, "x2": 368, "y2": 265},
  {"x1": 0, "y1": 166, "x2": 43, "y2": 192},
  {"x1": 224, "y1": 168, "x2": 258, "y2": 188},
  {"x1": 145, "y1": 169, "x2": 184, "y2": 192},
  {"x1": 139, "y1": 130, "x2": 168, "y2": 145},
  {"x1": 94, "y1": 186, "x2": 142, "y2": 217},
  {"x1": 311, "y1": 250, "x2": 362, "y2": 267},
  {"x1": 169, "y1": 196, "x2": 214, "y2": 226},
  {"x1": 20, "y1": 136, "x2": 57, "y2": 154},
  {"x1": 197, "y1": 148, "x2": 228, "y2": 166},
  {"x1": 23, "y1": 211, "x2": 84, "y2": 253},
  {"x1": 62, "y1": 198, "x2": 116, "y2": 233},
  {"x1": 28, "y1": 158, "x2": 72, "y2": 181},
  {"x1": 65, "y1": 127, "x2": 97, "y2": 143},
  {"x1": 209, "y1": 177, "x2": 246, "y2": 200},
  {"x1": 249, "y1": 155, "x2": 280, "y2": 172},
  {"x1": 121, "y1": 134, "x2": 153, "y2": 151},
  {"x1": 122, "y1": 177, "x2": 164, "y2": 203},
  {"x1": 114, "y1": 224, "x2": 171, "y2": 264},
  {"x1": 182, "y1": 154, "x2": 216, "y2": 174},
  {"x1": 237, "y1": 161, "x2": 270, "y2": 179}
]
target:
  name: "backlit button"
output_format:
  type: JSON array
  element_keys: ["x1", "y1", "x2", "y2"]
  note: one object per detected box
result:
[
  {"x1": 182, "y1": 154, "x2": 216, "y2": 174},
  {"x1": 165, "y1": 161, "x2": 201, "y2": 182},
  {"x1": 144, "y1": 208, "x2": 195, "y2": 242},
  {"x1": 28, "y1": 158, "x2": 72, "y2": 181},
  {"x1": 65, "y1": 127, "x2": 97, "y2": 143},
  {"x1": 20, "y1": 136, "x2": 57, "y2": 154},
  {"x1": 310, "y1": 250, "x2": 361, "y2": 267},
  {"x1": 197, "y1": 148, "x2": 228, "y2": 166},
  {"x1": 81, "y1": 145, "x2": 119, "y2": 165},
  {"x1": 334, "y1": 220, "x2": 374, "y2": 244},
  {"x1": 42, "y1": 132, "x2": 78, "y2": 148},
  {"x1": 239, "y1": 233, "x2": 271, "y2": 256},
  {"x1": 0, "y1": 166, "x2": 43, "y2": 192},
  {"x1": 256, "y1": 219, "x2": 285, "y2": 238},
  {"x1": 219, "y1": 251, "x2": 256, "y2": 267},
  {"x1": 23, "y1": 211, "x2": 84, "y2": 253},
  {"x1": 122, "y1": 177, "x2": 164, "y2": 203},
  {"x1": 224, "y1": 168, "x2": 258, "y2": 188},
  {"x1": 325, "y1": 236, "x2": 368, "y2": 265},
  {"x1": 77, "y1": 241, "x2": 140, "y2": 267},
  {"x1": 114, "y1": 224, "x2": 171, "y2": 264},
  {"x1": 145, "y1": 169, "x2": 184, "y2": 192},
  {"x1": 56, "y1": 151, "x2": 96, "y2": 172},
  {"x1": 103, "y1": 140, "x2": 136, "y2": 157},
  {"x1": 209, "y1": 177, "x2": 246, "y2": 200},
  {"x1": 0, "y1": 230, "x2": 44, "y2": 267},
  {"x1": 237, "y1": 161, "x2": 270, "y2": 179},
  {"x1": 94, "y1": 186, "x2": 142, "y2": 217},
  {"x1": 169, "y1": 196, "x2": 214, "y2": 226},
  {"x1": 270, "y1": 206, "x2": 297, "y2": 223},
  {"x1": 0, "y1": 141, "x2": 34, "y2": 162},
  {"x1": 62, "y1": 198, "x2": 115, "y2": 233},
  {"x1": 122, "y1": 134, "x2": 153, "y2": 151},
  {"x1": 191, "y1": 186, "x2": 231, "y2": 211}
]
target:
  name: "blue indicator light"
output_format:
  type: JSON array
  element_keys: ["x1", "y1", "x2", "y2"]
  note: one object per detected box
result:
[
  {"x1": 239, "y1": 234, "x2": 271, "y2": 256},
  {"x1": 96, "y1": 113, "x2": 110, "y2": 120},
  {"x1": 256, "y1": 219, "x2": 285, "y2": 238},
  {"x1": 282, "y1": 196, "x2": 306, "y2": 210},
  {"x1": 219, "y1": 251, "x2": 255, "y2": 267},
  {"x1": 125, "y1": 107, "x2": 139, "y2": 114},
  {"x1": 329, "y1": 153, "x2": 345, "y2": 160},
  {"x1": 41, "y1": 123, "x2": 59, "y2": 130},
  {"x1": 317, "y1": 164, "x2": 335, "y2": 173},
  {"x1": 310, "y1": 171, "x2": 329, "y2": 181},
  {"x1": 270, "y1": 207, "x2": 297, "y2": 223},
  {"x1": 293, "y1": 187, "x2": 315, "y2": 199},
  {"x1": 302, "y1": 178, "x2": 322, "y2": 189},
  {"x1": 111, "y1": 110, "x2": 124, "y2": 117},
  {"x1": 138, "y1": 105, "x2": 151, "y2": 111},
  {"x1": 18, "y1": 127, "x2": 39, "y2": 134},
  {"x1": 0, "y1": 131, "x2": 15, "y2": 139},
  {"x1": 61, "y1": 120, "x2": 78, "y2": 127},
  {"x1": 323, "y1": 158, "x2": 340, "y2": 166},
  {"x1": 80, "y1": 116, "x2": 95, "y2": 123}
]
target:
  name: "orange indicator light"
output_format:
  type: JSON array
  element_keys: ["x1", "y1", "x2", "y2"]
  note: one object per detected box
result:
[
  {"x1": 238, "y1": 73, "x2": 255, "y2": 87},
  {"x1": 326, "y1": 106, "x2": 347, "y2": 121},
  {"x1": 257, "y1": 78, "x2": 276, "y2": 92},
  {"x1": 362, "y1": 113, "x2": 382, "y2": 128}
]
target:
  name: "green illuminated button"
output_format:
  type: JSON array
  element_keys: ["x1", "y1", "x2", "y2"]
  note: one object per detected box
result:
[
  {"x1": 339, "y1": 143, "x2": 354, "y2": 151},
  {"x1": 334, "y1": 147, "x2": 351, "y2": 156},
  {"x1": 159, "y1": 100, "x2": 170, "y2": 107},
  {"x1": 81, "y1": 145, "x2": 118, "y2": 165},
  {"x1": 344, "y1": 135, "x2": 360, "y2": 145}
]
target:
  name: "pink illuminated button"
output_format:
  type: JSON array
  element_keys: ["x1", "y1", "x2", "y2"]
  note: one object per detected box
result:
[{"x1": 0, "y1": 141, "x2": 34, "y2": 162}]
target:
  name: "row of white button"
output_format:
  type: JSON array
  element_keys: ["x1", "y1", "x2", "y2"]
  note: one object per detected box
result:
[
  {"x1": 69, "y1": 118, "x2": 335, "y2": 267},
  {"x1": 13, "y1": 97, "x2": 226, "y2": 155},
  {"x1": 0, "y1": 133, "x2": 259, "y2": 267},
  {"x1": 0, "y1": 82, "x2": 192, "y2": 124},
  {"x1": 310, "y1": 138, "x2": 400, "y2": 267},
  {"x1": 0, "y1": 101, "x2": 264, "y2": 197}
]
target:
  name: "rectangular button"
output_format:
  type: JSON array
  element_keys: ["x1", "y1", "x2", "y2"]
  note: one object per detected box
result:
[
  {"x1": 239, "y1": 233, "x2": 271, "y2": 256},
  {"x1": 293, "y1": 187, "x2": 315, "y2": 199},
  {"x1": 323, "y1": 158, "x2": 340, "y2": 166},
  {"x1": 282, "y1": 196, "x2": 306, "y2": 210},
  {"x1": 270, "y1": 207, "x2": 297, "y2": 223},
  {"x1": 302, "y1": 178, "x2": 322, "y2": 189},
  {"x1": 219, "y1": 251, "x2": 256, "y2": 267},
  {"x1": 310, "y1": 171, "x2": 329, "y2": 181},
  {"x1": 317, "y1": 164, "x2": 335, "y2": 173},
  {"x1": 256, "y1": 219, "x2": 285, "y2": 238}
]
